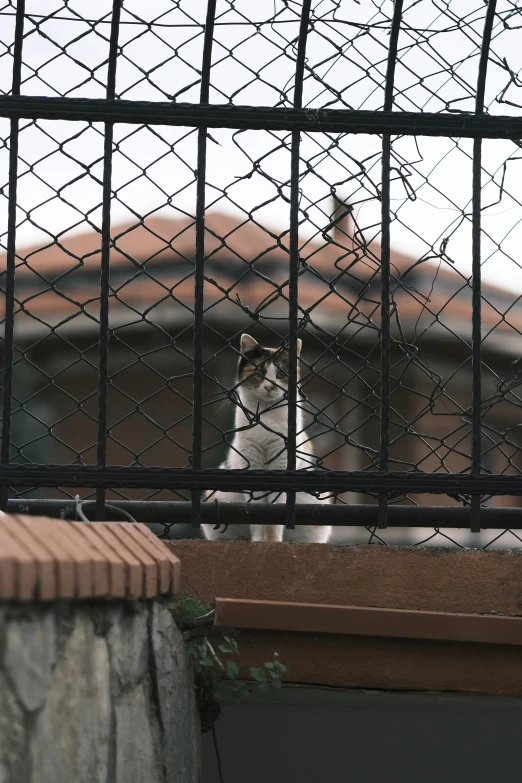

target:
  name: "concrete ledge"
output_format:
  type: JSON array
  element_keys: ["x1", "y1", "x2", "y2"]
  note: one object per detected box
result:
[
  {"x1": 170, "y1": 540, "x2": 522, "y2": 696},
  {"x1": 167, "y1": 540, "x2": 522, "y2": 616},
  {"x1": 0, "y1": 515, "x2": 180, "y2": 600}
]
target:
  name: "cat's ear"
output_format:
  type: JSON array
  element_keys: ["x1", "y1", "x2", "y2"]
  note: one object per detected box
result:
[
  {"x1": 297, "y1": 338, "x2": 302, "y2": 356},
  {"x1": 240, "y1": 334, "x2": 259, "y2": 353}
]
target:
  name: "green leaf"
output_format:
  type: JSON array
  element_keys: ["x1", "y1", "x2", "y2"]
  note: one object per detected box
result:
[
  {"x1": 218, "y1": 644, "x2": 235, "y2": 654},
  {"x1": 231, "y1": 683, "x2": 250, "y2": 702},
  {"x1": 199, "y1": 657, "x2": 214, "y2": 668},
  {"x1": 271, "y1": 677, "x2": 283, "y2": 689},
  {"x1": 265, "y1": 660, "x2": 287, "y2": 674},
  {"x1": 223, "y1": 636, "x2": 239, "y2": 653},
  {"x1": 258, "y1": 680, "x2": 271, "y2": 693},
  {"x1": 226, "y1": 660, "x2": 239, "y2": 679},
  {"x1": 250, "y1": 667, "x2": 267, "y2": 683},
  {"x1": 172, "y1": 593, "x2": 212, "y2": 624}
]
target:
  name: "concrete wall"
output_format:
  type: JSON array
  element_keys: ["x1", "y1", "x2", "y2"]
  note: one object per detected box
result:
[
  {"x1": 0, "y1": 599, "x2": 200, "y2": 783},
  {"x1": 202, "y1": 687, "x2": 522, "y2": 783}
]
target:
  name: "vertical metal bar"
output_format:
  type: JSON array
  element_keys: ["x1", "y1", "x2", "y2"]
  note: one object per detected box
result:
[
  {"x1": 191, "y1": 0, "x2": 217, "y2": 527},
  {"x1": 95, "y1": 0, "x2": 122, "y2": 521},
  {"x1": 470, "y1": 0, "x2": 497, "y2": 533},
  {"x1": 378, "y1": 0, "x2": 403, "y2": 529},
  {"x1": 286, "y1": 130, "x2": 300, "y2": 530},
  {"x1": 286, "y1": 0, "x2": 312, "y2": 530},
  {"x1": 0, "y1": 0, "x2": 25, "y2": 512}
]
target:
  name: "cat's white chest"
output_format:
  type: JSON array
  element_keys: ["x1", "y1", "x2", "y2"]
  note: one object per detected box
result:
[
  {"x1": 228, "y1": 393, "x2": 302, "y2": 471},
  {"x1": 234, "y1": 420, "x2": 286, "y2": 469}
]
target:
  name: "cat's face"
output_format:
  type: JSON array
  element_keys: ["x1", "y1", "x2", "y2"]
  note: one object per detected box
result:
[{"x1": 237, "y1": 334, "x2": 302, "y2": 405}]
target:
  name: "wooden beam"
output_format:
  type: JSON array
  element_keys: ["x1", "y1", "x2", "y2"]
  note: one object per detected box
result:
[{"x1": 215, "y1": 597, "x2": 522, "y2": 646}]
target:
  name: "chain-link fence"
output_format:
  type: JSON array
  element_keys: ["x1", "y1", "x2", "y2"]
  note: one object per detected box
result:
[{"x1": 2, "y1": 0, "x2": 522, "y2": 547}]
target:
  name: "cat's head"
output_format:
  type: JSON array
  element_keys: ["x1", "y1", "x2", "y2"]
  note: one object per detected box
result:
[{"x1": 236, "y1": 334, "x2": 302, "y2": 406}]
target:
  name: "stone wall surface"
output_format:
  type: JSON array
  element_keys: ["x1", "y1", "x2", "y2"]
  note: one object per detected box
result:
[{"x1": 0, "y1": 600, "x2": 200, "y2": 783}]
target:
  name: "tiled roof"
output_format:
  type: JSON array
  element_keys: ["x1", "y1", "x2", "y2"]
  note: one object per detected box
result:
[{"x1": 2, "y1": 211, "x2": 522, "y2": 346}]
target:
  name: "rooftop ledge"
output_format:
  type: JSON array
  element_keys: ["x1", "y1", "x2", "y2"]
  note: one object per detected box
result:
[
  {"x1": 168, "y1": 539, "x2": 522, "y2": 618},
  {"x1": 168, "y1": 539, "x2": 522, "y2": 697}
]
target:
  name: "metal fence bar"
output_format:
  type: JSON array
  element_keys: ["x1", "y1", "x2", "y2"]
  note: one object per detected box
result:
[
  {"x1": 470, "y1": 0, "x2": 497, "y2": 533},
  {"x1": 8, "y1": 498, "x2": 522, "y2": 530},
  {"x1": 95, "y1": 0, "x2": 122, "y2": 521},
  {"x1": 378, "y1": 0, "x2": 404, "y2": 530},
  {"x1": 4, "y1": 465, "x2": 522, "y2": 495},
  {"x1": 0, "y1": 0, "x2": 25, "y2": 512},
  {"x1": 3, "y1": 98, "x2": 522, "y2": 138},
  {"x1": 191, "y1": 0, "x2": 217, "y2": 527},
  {"x1": 1, "y1": 2, "x2": 521, "y2": 537},
  {"x1": 286, "y1": 0, "x2": 312, "y2": 529}
]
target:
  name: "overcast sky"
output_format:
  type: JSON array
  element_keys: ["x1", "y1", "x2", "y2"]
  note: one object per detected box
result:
[{"x1": 1, "y1": 0, "x2": 522, "y2": 291}]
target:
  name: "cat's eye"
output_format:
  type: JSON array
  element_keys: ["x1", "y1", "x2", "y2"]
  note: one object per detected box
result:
[{"x1": 276, "y1": 370, "x2": 286, "y2": 380}]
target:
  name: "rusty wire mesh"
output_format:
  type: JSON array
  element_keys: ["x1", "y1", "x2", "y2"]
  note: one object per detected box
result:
[{"x1": 1, "y1": 0, "x2": 522, "y2": 547}]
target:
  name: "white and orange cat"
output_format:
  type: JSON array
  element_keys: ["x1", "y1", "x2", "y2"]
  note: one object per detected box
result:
[{"x1": 202, "y1": 334, "x2": 331, "y2": 543}]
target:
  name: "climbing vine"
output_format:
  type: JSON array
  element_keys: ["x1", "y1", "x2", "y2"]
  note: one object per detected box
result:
[{"x1": 170, "y1": 593, "x2": 287, "y2": 732}]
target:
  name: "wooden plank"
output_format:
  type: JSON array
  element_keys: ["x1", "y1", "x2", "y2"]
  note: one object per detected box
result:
[{"x1": 215, "y1": 598, "x2": 522, "y2": 646}]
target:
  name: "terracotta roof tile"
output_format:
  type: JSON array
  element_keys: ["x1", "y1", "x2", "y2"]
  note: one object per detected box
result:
[
  {"x1": 67, "y1": 522, "x2": 111, "y2": 598},
  {"x1": 17, "y1": 516, "x2": 93, "y2": 598},
  {"x1": 72, "y1": 522, "x2": 126, "y2": 598},
  {"x1": 3, "y1": 211, "x2": 522, "y2": 341},
  {"x1": 0, "y1": 515, "x2": 180, "y2": 601},
  {"x1": 0, "y1": 515, "x2": 57, "y2": 600},
  {"x1": 103, "y1": 522, "x2": 158, "y2": 599},
  {"x1": 122, "y1": 523, "x2": 172, "y2": 595},
  {"x1": 15, "y1": 516, "x2": 76, "y2": 599},
  {"x1": 0, "y1": 518, "x2": 38, "y2": 600}
]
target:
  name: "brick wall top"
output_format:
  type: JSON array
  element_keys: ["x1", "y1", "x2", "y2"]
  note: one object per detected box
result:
[{"x1": 0, "y1": 514, "x2": 180, "y2": 601}]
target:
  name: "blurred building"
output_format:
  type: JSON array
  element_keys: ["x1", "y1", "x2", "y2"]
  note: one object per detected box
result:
[{"x1": 2, "y1": 200, "x2": 522, "y2": 514}]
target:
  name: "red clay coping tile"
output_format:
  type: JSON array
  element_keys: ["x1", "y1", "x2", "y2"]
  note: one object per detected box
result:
[
  {"x1": 0, "y1": 514, "x2": 180, "y2": 601},
  {"x1": 0, "y1": 515, "x2": 57, "y2": 600},
  {"x1": 0, "y1": 520, "x2": 38, "y2": 601}
]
